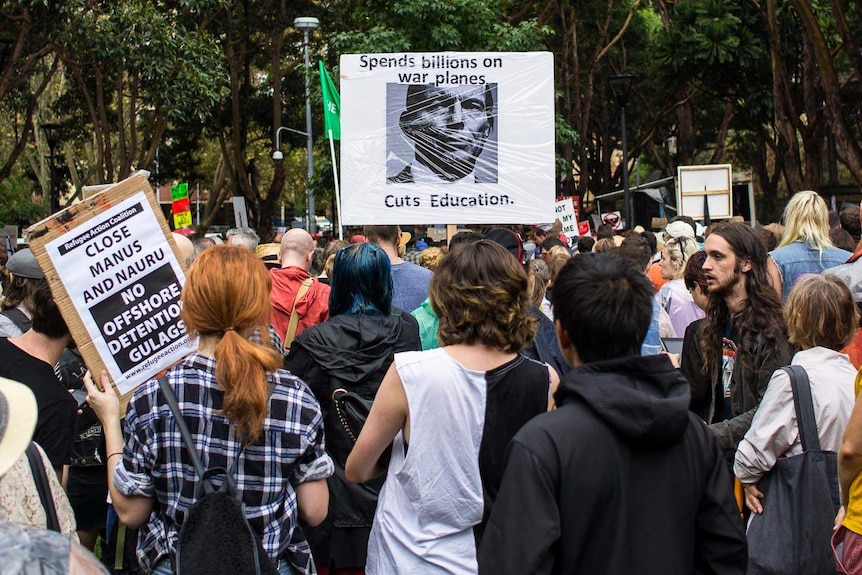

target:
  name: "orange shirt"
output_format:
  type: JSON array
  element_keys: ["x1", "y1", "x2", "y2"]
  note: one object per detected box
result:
[
  {"x1": 647, "y1": 261, "x2": 669, "y2": 291},
  {"x1": 843, "y1": 328, "x2": 862, "y2": 369}
]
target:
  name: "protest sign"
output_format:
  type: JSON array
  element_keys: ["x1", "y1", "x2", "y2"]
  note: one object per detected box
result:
[
  {"x1": 601, "y1": 211, "x2": 623, "y2": 231},
  {"x1": 577, "y1": 220, "x2": 591, "y2": 236},
  {"x1": 172, "y1": 182, "x2": 192, "y2": 229},
  {"x1": 555, "y1": 197, "x2": 579, "y2": 243},
  {"x1": 27, "y1": 172, "x2": 196, "y2": 398},
  {"x1": 232, "y1": 196, "x2": 249, "y2": 228},
  {"x1": 340, "y1": 52, "x2": 555, "y2": 225},
  {"x1": 677, "y1": 164, "x2": 732, "y2": 220}
]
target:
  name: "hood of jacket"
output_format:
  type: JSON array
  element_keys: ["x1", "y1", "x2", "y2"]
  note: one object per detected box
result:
[
  {"x1": 554, "y1": 354, "x2": 691, "y2": 447},
  {"x1": 297, "y1": 313, "x2": 406, "y2": 384}
]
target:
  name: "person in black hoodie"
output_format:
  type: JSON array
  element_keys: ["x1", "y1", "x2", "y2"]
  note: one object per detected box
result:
[
  {"x1": 478, "y1": 254, "x2": 746, "y2": 575},
  {"x1": 285, "y1": 242, "x2": 421, "y2": 574}
]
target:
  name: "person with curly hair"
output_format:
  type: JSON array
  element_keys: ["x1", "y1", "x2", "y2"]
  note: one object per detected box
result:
[
  {"x1": 700, "y1": 223, "x2": 794, "y2": 451},
  {"x1": 346, "y1": 240, "x2": 558, "y2": 574},
  {"x1": 419, "y1": 246, "x2": 445, "y2": 272}
]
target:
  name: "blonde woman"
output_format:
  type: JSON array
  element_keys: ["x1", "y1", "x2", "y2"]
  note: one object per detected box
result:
[
  {"x1": 768, "y1": 190, "x2": 852, "y2": 300},
  {"x1": 655, "y1": 234, "x2": 703, "y2": 337}
]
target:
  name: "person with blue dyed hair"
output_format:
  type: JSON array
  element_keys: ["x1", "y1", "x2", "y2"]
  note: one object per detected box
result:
[{"x1": 284, "y1": 242, "x2": 421, "y2": 573}]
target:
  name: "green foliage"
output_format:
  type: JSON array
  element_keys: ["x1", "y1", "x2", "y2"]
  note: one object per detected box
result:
[
  {"x1": 0, "y1": 174, "x2": 48, "y2": 227},
  {"x1": 330, "y1": 0, "x2": 548, "y2": 53},
  {"x1": 62, "y1": 1, "x2": 226, "y2": 123}
]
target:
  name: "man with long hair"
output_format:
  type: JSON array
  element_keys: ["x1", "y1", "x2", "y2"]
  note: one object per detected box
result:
[{"x1": 700, "y1": 223, "x2": 794, "y2": 450}]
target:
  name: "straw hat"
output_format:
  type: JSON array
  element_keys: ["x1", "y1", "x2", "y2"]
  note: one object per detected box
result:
[
  {"x1": 254, "y1": 243, "x2": 280, "y2": 270},
  {"x1": 0, "y1": 377, "x2": 38, "y2": 477}
]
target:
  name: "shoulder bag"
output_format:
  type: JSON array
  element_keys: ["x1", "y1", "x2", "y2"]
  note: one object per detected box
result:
[{"x1": 746, "y1": 365, "x2": 840, "y2": 574}]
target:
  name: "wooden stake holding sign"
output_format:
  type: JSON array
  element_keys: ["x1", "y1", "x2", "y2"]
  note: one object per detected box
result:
[{"x1": 27, "y1": 172, "x2": 196, "y2": 405}]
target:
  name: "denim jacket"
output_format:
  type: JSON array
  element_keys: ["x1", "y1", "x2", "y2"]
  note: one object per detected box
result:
[{"x1": 769, "y1": 241, "x2": 851, "y2": 300}]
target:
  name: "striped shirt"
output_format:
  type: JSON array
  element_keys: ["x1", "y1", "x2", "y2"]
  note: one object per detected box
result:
[{"x1": 114, "y1": 353, "x2": 333, "y2": 573}]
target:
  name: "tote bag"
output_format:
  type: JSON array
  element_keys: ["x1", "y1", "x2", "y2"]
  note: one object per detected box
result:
[{"x1": 746, "y1": 365, "x2": 840, "y2": 575}]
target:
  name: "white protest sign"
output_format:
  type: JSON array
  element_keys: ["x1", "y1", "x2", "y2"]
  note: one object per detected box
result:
[
  {"x1": 601, "y1": 211, "x2": 623, "y2": 231},
  {"x1": 340, "y1": 52, "x2": 555, "y2": 224},
  {"x1": 232, "y1": 196, "x2": 249, "y2": 229},
  {"x1": 677, "y1": 164, "x2": 732, "y2": 219},
  {"x1": 28, "y1": 173, "x2": 196, "y2": 397},
  {"x1": 555, "y1": 197, "x2": 579, "y2": 242}
]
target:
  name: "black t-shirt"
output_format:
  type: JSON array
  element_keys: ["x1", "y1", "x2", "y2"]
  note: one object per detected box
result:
[{"x1": 0, "y1": 338, "x2": 76, "y2": 466}]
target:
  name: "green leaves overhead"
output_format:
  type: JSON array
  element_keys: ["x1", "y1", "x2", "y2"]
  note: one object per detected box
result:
[{"x1": 63, "y1": 1, "x2": 226, "y2": 122}]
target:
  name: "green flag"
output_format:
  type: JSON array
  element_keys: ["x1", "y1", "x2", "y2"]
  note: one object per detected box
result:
[{"x1": 319, "y1": 61, "x2": 341, "y2": 140}]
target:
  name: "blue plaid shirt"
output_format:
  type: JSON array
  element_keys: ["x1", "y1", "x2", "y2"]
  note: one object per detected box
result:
[{"x1": 113, "y1": 353, "x2": 333, "y2": 573}]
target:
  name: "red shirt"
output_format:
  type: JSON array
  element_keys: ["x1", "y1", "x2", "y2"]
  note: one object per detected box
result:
[{"x1": 270, "y1": 266, "x2": 331, "y2": 343}]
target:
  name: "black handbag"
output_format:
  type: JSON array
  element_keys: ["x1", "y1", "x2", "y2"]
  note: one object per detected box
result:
[
  {"x1": 746, "y1": 365, "x2": 840, "y2": 575},
  {"x1": 331, "y1": 388, "x2": 391, "y2": 469}
]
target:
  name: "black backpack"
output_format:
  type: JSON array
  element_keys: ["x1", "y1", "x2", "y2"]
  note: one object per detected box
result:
[{"x1": 158, "y1": 377, "x2": 280, "y2": 575}]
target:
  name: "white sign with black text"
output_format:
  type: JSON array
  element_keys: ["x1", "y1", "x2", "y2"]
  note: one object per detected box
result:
[
  {"x1": 44, "y1": 193, "x2": 195, "y2": 394},
  {"x1": 340, "y1": 51, "x2": 556, "y2": 224}
]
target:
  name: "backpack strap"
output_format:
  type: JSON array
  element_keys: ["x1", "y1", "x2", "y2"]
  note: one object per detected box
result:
[
  {"x1": 781, "y1": 365, "x2": 821, "y2": 452},
  {"x1": 1, "y1": 307, "x2": 32, "y2": 333},
  {"x1": 158, "y1": 376, "x2": 211, "y2": 489},
  {"x1": 25, "y1": 442, "x2": 61, "y2": 532},
  {"x1": 284, "y1": 277, "x2": 314, "y2": 350},
  {"x1": 158, "y1": 376, "x2": 251, "y2": 494}
]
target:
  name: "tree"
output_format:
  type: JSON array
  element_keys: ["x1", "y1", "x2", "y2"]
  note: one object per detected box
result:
[{"x1": 55, "y1": 1, "x2": 225, "y2": 189}]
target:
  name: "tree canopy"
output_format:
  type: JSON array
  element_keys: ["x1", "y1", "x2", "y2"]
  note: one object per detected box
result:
[{"x1": 1, "y1": 0, "x2": 860, "y2": 233}]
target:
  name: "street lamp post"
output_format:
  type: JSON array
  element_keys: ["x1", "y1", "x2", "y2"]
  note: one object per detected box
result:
[
  {"x1": 610, "y1": 74, "x2": 635, "y2": 230},
  {"x1": 42, "y1": 123, "x2": 61, "y2": 214},
  {"x1": 294, "y1": 16, "x2": 319, "y2": 234}
]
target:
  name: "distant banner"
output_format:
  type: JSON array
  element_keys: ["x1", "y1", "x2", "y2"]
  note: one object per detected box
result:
[
  {"x1": 340, "y1": 52, "x2": 555, "y2": 225},
  {"x1": 555, "y1": 197, "x2": 579, "y2": 242}
]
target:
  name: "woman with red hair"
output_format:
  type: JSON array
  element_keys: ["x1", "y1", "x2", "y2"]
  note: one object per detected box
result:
[{"x1": 85, "y1": 244, "x2": 333, "y2": 575}]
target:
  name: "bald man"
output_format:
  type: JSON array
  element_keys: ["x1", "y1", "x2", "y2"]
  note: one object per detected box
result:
[
  {"x1": 269, "y1": 229, "x2": 331, "y2": 347},
  {"x1": 171, "y1": 233, "x2": 196, "y2": 268}
]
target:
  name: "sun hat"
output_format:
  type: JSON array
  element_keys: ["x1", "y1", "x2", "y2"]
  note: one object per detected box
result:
[
  {"x1": 0, "y1": 377, "x2": 38, "y2": 477},
  {"x1": 664, "y1": 220, "x2": 696, "y2": 241},
  {"x1": 254, "y1": 243, "x2": 281, "y2": 270}
]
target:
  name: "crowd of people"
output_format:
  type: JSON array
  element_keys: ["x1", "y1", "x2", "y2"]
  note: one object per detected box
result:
[{"x1": 3, "y1": 188, "x2": 862, "y2": 573}]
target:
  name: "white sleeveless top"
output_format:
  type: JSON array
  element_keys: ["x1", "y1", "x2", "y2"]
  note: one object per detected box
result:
[{"x1": 366, "y1": 348, "x2": 486, "y2": 574}]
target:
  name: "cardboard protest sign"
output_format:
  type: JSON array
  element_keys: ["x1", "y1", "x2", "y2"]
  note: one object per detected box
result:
[
  {"x1": 27, "y1": 172, "x2": 196, "y2": 399},
  {"x1": 340, "y1": 52, "x2": 555, "y2": 225},
  {"x1": 555, "y1": 197, "x2": 579, "y2": 243},
  {"x1": 677, "y1": 164, "x2": 732, "y2": 220}
]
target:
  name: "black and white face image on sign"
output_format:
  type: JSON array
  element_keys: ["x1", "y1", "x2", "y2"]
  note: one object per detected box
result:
[{"x1": 386, "y1": 83, "x2": 498, "y2": 184}]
